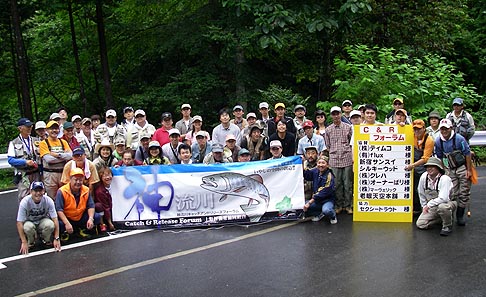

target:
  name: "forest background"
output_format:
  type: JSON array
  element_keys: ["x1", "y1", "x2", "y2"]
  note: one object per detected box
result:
[{"x1": 1, "y1": 0, "x2": 485, "y2": 152}]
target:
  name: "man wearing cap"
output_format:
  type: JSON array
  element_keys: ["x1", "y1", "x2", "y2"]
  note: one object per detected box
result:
[
  {"x1": 446, "y1": 97, "x2": 475, "y2": 143},
  {"x1": 212, "y1": 108, "x2": 242, "y2": 146},
  {"x1": 126, "y1": 109, "x2": 156, "y2": 151},
  {"x1": 203, "y1": 143, "x2": 232, "y2": 164},
  {"x1": 237, "y1": 148, "x2": 251, "y2": 162},
  {"x1": 267, "y1": 103, "x2": 296, "y2": 137},
  {"x1": 385, "y1": 98, "x2": 412, "y2": 124},
  {"x1": 240, "y1": 122, "x2": 268, "y2": 161},
  {"x1": 191, "y1": 130, "x2": 212, "y2": 163},
  {"x1": 434, "y1": 118, "x2": 472, "y2": 226},
  {"x1": 34, "y1": 121, "x2": 47, "y2": 141},
  {"x1": 121, "y1": 106, "x2": 135, "y2": 131},
  {"x1": 303, "y1": 146, "x2": 318, "y2": 200},
  {"x1": 225, "y1": 134, "x2": 241, "y2": 162},
  {"x1": 152, "y1": 112, "x2": 174, "y2": 147},
  {"x1": 162, "y1": 128, "x2": 183, "y2": 164},
  {"x1": 55, "y1": 168, "x2": 101, "y2": 240},
  {"x1": 71, "y1": 115, "x2": 82, "y2": 135},
  {"x1": 341, "y1": 100, "x2": 353, "y2": 124},
  {"x1": 405, "y1": 119, "x2": 434, "y2": 214},
  {"x1": 268, "y1": 119, "x2": 296, "y2": 157},
  {"x1": 39, "y1": 121, "x2": 72, "y2": 200},
  {"x1": 242, "y1": 113, "x2": 258, "y2": 137},
  {"x1": 297, "y1": 120, "x2": 326, "y2": 155},
  {"x1": 16, "y1": 181, "x2": 61, "y2": 254},
  {"x1": 390, "y1": 109, "x2": 408, "y2": 126},
  {"x1": 230, "y1": 104, "x2": 248, "y2": 131},
  {"x1": 76, "y1": 118, "x2": 96, "y2": 160},
  {"x1": 349, "y1": 110, "x2": 362, "y2": 126},
  {"x1": 268, "y1": 140, "x2": 284, "y2": 159},
  {"x1": 8, "y1": 118, "x2": 41, "y2": 201},
  {"x1": 61, "y1": 147, "x2": 99, "y2": 195},
  {"x1": 94, "y1": 109, "x2": 124, "y2": 146},
  {"x1": 50, "y1": 112, "x2": 63, "y2": 137},
  {"x1": 175, "y1": 104, "x2": 194, "y2": 141},
  {"x1": 416, "y1": 157, "x2": 456, "y2": 236},
  {"x1": 325, "y1": 106, "x2": 354, "y2": 214},
  {"x1": 61, "y1": 122, "x2": 81, "y2": 150},
  {"x1": 293, "y1": 104, "x2": 308, "y2": 145},
  {"x1": 258, "y1": 102, "x2": 271, "y2": 137},
  {"x1": 426, "y1": 110, "x2": 442, "y2": 140}
]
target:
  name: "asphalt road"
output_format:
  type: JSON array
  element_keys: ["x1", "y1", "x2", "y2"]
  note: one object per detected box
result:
[{"x1": 1, "y1": 167, "x2": 485, "y2": 297}]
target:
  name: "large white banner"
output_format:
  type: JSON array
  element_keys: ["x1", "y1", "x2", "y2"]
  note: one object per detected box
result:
[{"x1": 111, "y1": 156, "x2": 305, "y2": 229}]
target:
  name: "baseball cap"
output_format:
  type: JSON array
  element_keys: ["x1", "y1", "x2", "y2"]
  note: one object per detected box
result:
[
  {"x1": 350, "y1": 110, "x2": 361, "y2": 118},
  {"x1": 123, "y1": 106, "x2": 134, "y2": 113},
  {"x1": 30, "y1": 181, "x2": 45, "y2": 191},
  {"x1": 139, "y1": 132, "x2": 151, "y2": 140},
  {"x1": 70, "y1": 167, "x2": 85, "y2": 177},
  {"x1": 412, "y1": 119, "x2": 425, "y2": 129},
  {"x1": 71, "y1": 115, "x2": 82, "y2": 122},
  {"x1": 395, "y1": 109, "x2": 407, "y2": 116},
  {"x1": 302, "y1": 120, "x2": 314, "y2": 129},
  {"x1": 181, "y1": 103, "x2": 191, "y2": 109},
  {"x1": 195, "y1": 131, "x2": 207, "y2": 138},
  {"x1": 259, "y1": 102, "x2": 269, "y2": 109},
  {"x1": 330, "y1": 106, "x2": 342, "y2": 114},
  {"x1": 233, "y1": 105, "x2": 243, "y2": 111},
  {"x1": 393, "y1": 98, "x2": 404, "y2": 104},
  {"x1": 246, "y1": 112, "x2": 257, "y2": 120},
  {"x1": 294, "y1": 105, "x2": 306, "y2": 112},
  {"x1": 225, "y1": 134, "x2": 236, "y2": 141},
  {"x1": 452, "y1": 98, "x2": 464, "y2": 105},
  {"x1": 81, "y1": 118, "x2": 92, "y2": 125},
  {"x1": 106, "y1": 109, "x2": 117, "y2": 117},
  {"x1": 193, "y1": 115, "x2": 203, "y2": 122},
  {"x1": 161, "y1": 112, "x2": 172, "y2": 120},
  {"x1": 304, "y1": 146, "x2": 318, "y2": 152},
  {"x1": 17, "y1": 118, "x2": 33, "y2": 127},
  {"x1": 50, "y1": 113, "x2": 61, "y2": 121},
  {"x1": 134, "y1": 109, "x2": 146, "y2": 117},
  {"x1": 72, "y1": 147, "x2": 85, "y2": 156},
  {"x1": 63, "y1": 122, "x2": 74, "y2": 130},
  {"x1": 35, "y1": 121, "x2": 46, "y2": 130},
  {"x1": 114, "y1": 137, "x2": 126, "y2": 146},
  {"x1": 275, "y1": 103, "x2": 285, "y2": 110},
  {"x1": 439, "y1": 119, "x2": 453, "y2": 129},
  {"x1": 168, "y1": 128, "x2": 180, "y2": 136},
  {"x1": 428, "y1": 111, "x2": 441, "y2": 120},
  {"x1": 238, "y1": 148, "x2": 250, "y2": 156},
  {"x1": 46, "y1": 120, "x2": 60, "y2": 129},
  {"x1": 212, "y1": 143, "x2": 224, "y2": 153},
  {"x1": 342, "y1": 100, "x2": 352, "y2": 106},
  {"x1": 270, "y1": 140, "x2": 282, "y2": 148},
  {"x1": 149, "y1": 140, "x2": 161, "y2": 148}
]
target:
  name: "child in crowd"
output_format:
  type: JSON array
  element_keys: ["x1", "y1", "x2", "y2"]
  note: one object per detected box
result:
[{"x1": 94, "y1": 166, "x2": 115, "y2": 232}]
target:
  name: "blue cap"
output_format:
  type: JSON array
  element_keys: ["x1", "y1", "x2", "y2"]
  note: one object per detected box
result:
[
  {"x1": 30, "y1": 181, "x2": 45, "y2": 190},
  {"x1": 452, "y1": 98, "x2": 464, "y2": 105},
  {"x1": 72, "y1": 147, "x2": 85, "y2": 156},
  {"x1": 17, "y1": 118, "x2": 33, "y2": 127}
]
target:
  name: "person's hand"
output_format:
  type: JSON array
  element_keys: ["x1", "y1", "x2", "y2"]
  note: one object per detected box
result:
[
  {"x1": 423, "y1": 206, "x2": 429, "y2": 213},
  {"x1": 65, "y1": 222, "x2": 74, "y2": 234},
  {"x1": 465, "y1": 169, "x2": 472, "y2": 179},
  {"x1": 303, "y1": 202, "x2": 310, "y2": 212},
  {"x1": 87, "y1": 218, "x2": 94, "y2": 230},
  {"x1": 19, "y1": 242, "x2": 29, "y2": 255},
  {"x1": 53, "y1": 240, "x2": 61, "y2": 252}
]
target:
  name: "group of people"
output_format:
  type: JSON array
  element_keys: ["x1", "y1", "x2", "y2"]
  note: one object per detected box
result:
[{"x1": 9, "y1": 97, "x2": 476, "y2": 253}]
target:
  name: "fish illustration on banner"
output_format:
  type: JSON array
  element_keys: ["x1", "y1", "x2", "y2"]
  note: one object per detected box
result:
[{"x1": 200, "y1": 172, "x2": 270, "y2": 222}]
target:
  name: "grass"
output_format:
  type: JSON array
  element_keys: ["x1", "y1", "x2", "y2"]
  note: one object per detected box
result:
[{"x1": 0, "y1": 168, "x2": 16, "y2": 191}]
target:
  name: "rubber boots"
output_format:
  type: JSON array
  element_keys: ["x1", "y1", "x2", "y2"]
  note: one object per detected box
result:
[{"x1": 456, "y1": 207, "x2": 466, "y2": 226}]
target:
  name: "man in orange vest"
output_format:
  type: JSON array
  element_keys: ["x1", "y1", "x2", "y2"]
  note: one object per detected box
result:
[{"x1": 55, "y1": 168, "x2": 100, "y2": 241}]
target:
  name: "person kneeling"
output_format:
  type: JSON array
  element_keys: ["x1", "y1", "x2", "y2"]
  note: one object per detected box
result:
[
  {"x1": 55, "y1": 168, "x2": 101, "y2": 241},
  {"x1": 303, "y1": 156, "x2": 337, "y2": 224},
  {"x1": 416, "y1": 157, "x2": 456, "y2": 236}
]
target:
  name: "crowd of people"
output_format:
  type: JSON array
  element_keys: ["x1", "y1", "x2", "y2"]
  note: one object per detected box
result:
[{"x1": 9, "y1": 97, "x2": 476, "y2": 253}]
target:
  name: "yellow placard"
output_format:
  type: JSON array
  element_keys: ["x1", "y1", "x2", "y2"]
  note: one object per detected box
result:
[{"x1": 353, "y1": 125, "x2": 414, "y2": 222}]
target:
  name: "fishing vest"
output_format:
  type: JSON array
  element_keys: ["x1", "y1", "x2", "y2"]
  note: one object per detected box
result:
[
  {"x1": 59, "y1": 183, "x2": 90, "y2": 221},
  {"x1": 447, "y1": 111, "x2": 474, "y2": 141},
  {"x1": 42, "y1": 138, "x2": 69, "y2": 172},
  {"x1": 246, "y1": 135, "x2": 264, "y2": 161},
  {"x1": 424, "y1": 174, "x2": 442, "y2": 203},
  {"x1": 413, "y1": 133, "x2": 429, "y2": 175},
  {"x1": 10, "y1": 136, "x2": 37, "y2": 171}
]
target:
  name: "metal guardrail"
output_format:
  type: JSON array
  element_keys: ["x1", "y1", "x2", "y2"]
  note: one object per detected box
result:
[{"x1": 1, "y1": 131, "x2": 485, "y2": 169}]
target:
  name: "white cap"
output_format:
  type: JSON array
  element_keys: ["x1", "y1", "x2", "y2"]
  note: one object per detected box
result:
[
  {"x1": 106, "y1": 109, "x2": 117, "y2": 117},
  {"x1": 71, "y1": 115, "x2": 82, "y2": 122},
  {"x1": 270, "y1": 140, "x2": 282, "y2": 148},
  {"x1": 195, "y1": 130, "x2": 207, "y2": 138},
  {"x1": 233, "y1": 105, "x2": 243, "y2": 111},
  {"x1": 246, "y1": 112, "x2": 257, "y2": 120},
  {"x1": 330, "y1": 106, "x2": 342, "y2": 114},
  {"x1": 193, "y1": 115, "x2": 202, "y2": 122},
  {"x1": 439, "y1": 119, "x2": 453, "y2": 129},
  {"x1": 168, "y1": 128, "x2": 180, "y2": 136},
  {"x1": 35, "y1": 121, "x2": 47, "y2": 130},
  {"x1": 259, "y1": 102, "x2": 269, "y2": 109},
  {"x1": 49, "y1": 112, "x2": 61, "y2": 120},
  {"x1": 350, "y1": 110, "x2": 361, "y2": 118},
  {"x1": 134, "y1": 109, "x2": 146, "y2": 117},
  {"x1": 181, "y1": 103, "x2": 191, "y2": 109},
  {"x1": 342, "y1": 100, "x2": 352, "y2": 106}
]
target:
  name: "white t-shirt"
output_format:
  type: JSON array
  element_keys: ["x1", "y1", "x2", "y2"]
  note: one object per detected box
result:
[{"x1": 17, "y1": 195, "x2": 57, "y2": 223}]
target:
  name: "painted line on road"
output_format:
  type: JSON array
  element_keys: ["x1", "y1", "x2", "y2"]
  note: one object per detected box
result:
[
  {"x1": 0, "y1": 229, "x2": 152, "y2": 270},
  {"x1": 15, "y1": 220, "x2": 301, "y2": 297},
  {"x1": 0, "y1": 189, "x2": 18, "y2": 195}
]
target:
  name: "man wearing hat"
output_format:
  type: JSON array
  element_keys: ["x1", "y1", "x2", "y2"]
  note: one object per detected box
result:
[
  {"x1": 267, "y1": 103, "x2": 296, "y2": 137},
  {"x1": 390, "y1": 109, "x2": 408, "y2": 126},
  {"x1": 16, "y1": 181, "x2": 61, "y2": 254},
  {"x1": 405, "y1": 119, "x2": 434, "y2": 214},
  {"x1": 61, "y1": 122, "x2": 81, "y2": 150},
  {"x1": 61, "y1": 147, "x2": 99, "y2": 195},
  {"x1": 212, "y1": 108, "x2": 242, "y2": 146},
  {"x1": 426, "y1": 110, "x2": 442, "y2": 140},
  {"x1": 121, "y1": 106, "x2": 135, "y2": 131},
  {"x1": 230, "y1": 104, "x2": 248, "y2": 131},
  {"x1": 242, "y1": 113, "x2": 258, "y2": 138},
  {"x1": 134, "y1": 131, "x2": 152, "y2": 162},
  {"x1": 203, "y1": 143, "x2": 232, "y2": 164},
  {"x1": 152, "y1": 112, "x2": 174, "y2": 147},
  {"x1": 77, "y1": 118, "x2": 96, "y2": 160},
  {"x1": 34, "y1": 121, "x2": 47, "y2": 141},
  {"x1": 71, "y1": 115, "x2": 82, "y2": 135},
  {"x1": 258, "y1": 102, "x2": 271, "y2": 137},
  {"x1": 126, "y1": 109, "x2": 156, "y2": 151},
  {"x1": 225, "y1": 134, "x2": 241, "y2": 162},
  {"x1": 162, "y1": 128, "x2": 183, "y2": 164},
  {"x1": 297, "y1": 120, "x2": 326, "y2": 155},
  {"x1": 446, "y1": 97, "x2": 475, "y2": 142},
  {"x1": 303, "y1": 146, "x2": 318, "y2": 200},
  {"x1": 434, "y1": 118, "x2": 473, "y2": 226},
  {"x1": 55, "y1": 168, "x2": 101, "y2": 241},
  {"x1": 94, "y1": 109, "x2": 125, "y2": 146},
  {"x1": 237, "y1": 148, "x2": 251, "y2": 162},
  {"x1": 191, "y1": 130, "x2": 212, "y2": 163},
  {"x1": 325, "y1": 106, "x2": 354, "y2": 215},
  {"x1": 416, "y1": 157, "x2": 456, "y2": 236},
  {"x1": 268, "y1": 140, "x2": 284, "y2": 159},
  {"x1": 8, "y1": 118, "x2": 41, "y2": 201},
  {"x1": 175, "y1": 104, "x2": 194, "y2": 141},
  {"x1": 385, "y1": 98, "x2": 412, "y2": 124},
  {"x1": 240, "y1": 122, "x2": 268, "y2": 161},
  {"x1": 341, "y1": 100, "x2": 353, "y2": 124},
  {"x1": 293, "y1": 104, "x2": 308, "y2": 144},
  {"x1": 39, "y1": 120, "x2": 73, "y2": 200}
]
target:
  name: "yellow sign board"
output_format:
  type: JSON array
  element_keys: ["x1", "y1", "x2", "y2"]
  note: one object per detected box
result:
[{"x1": 353, "y1": 124, "x2": 414, "y2": 222}]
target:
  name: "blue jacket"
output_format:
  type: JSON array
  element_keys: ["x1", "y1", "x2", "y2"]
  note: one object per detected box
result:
[
  {"x1": 303, "y1": 167, "x2": 336, "y2": 204},
  {"x1": 434, "y1": 132, "x2": 470, "y2": 158}
]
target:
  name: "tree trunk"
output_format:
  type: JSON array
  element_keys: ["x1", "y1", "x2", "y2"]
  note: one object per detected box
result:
[
  {"x1": 95, "y1": 0, "x2": 114, "y2": 109},
  {"x1": 10, "y1": 0, "x2": 33, "y2": 120},
  {"x1": 234, "y1": 45, "x2": 247, "y2": 109}
]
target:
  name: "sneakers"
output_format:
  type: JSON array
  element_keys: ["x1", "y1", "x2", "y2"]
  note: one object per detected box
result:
[
  {"x1": 78, "y1": 229, "x2": 92, "y2": 239},
  {"x1": 330, "y1": 217, "x2": 338, "y2": 225},
  {"x1": 345, "y1": 207, "x2": 353, "y2": 215},
  {"x1": 60, "y1": 232, "x2": 70, "y2": 242},
  {"x1": 100, "y1": 224, "x2": 107, "y2": 232},
  {"x1": 440, "y1": 226, "x2": 452, "y2": 236},
  {"x1": 312, "y1": 213, "x2": 325, "y2": 222}
]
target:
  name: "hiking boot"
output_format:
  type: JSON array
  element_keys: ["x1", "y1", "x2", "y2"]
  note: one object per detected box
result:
[
  {"x1": 100, "y1": 224, "x2": 107, "y2": 232},
  {"x1": 60, "y1": 232, "x2": 70, "y2": 242},
  {"x1": 330, "y1": 216, "x2": 338, "y2": 225},
  {"x1": 78, "y1": 229, "x2": 92, "y2": 239},
  {"x1": 345, "y1": 207, "x2": 353, "y2": 215},
  {"x1": 456, "y1": 207, "x2": 466, "y2": 226},
  {"x1": 440, "y1": 226, "x2": 452, "y2": 236},
  {"x1": 312, "y1": 213, "x2": 325, "y2": 222}
]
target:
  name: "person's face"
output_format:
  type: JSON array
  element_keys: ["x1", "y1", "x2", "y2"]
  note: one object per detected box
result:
[
  {"x1": 394, "y1": 112, "x2": 406, "y2": 123},
  {"x1": 305, "y1": 150, "x2": 317, "y2": 163},
  {"x1": 181, "y1": 107, "x2": 191, "y2": 117},
  {"x1": 100, "y1": 147, "x2": 111, "y2": 158},
  {"x1": 316, "y1": 114, "x2": 326, "y2": 124},
  {"x1": 233, "y1": 109, "x2": 243, "y2": 119},
  {"x1": 35, "y1": 128, "x2": 46, "y2": 138},
  {"x1": 116, "y1": 144, "x2": 125, "y2": 154},
  {"x1": 213, "y1": 151, "x2": 223, "y2": 161},
  {"x1": 440, "y1": 127, "x2": 452, "y2": 139},
  {"x1": 82, "y1": 122, "x2": 92, "y2": 134},
  {"x1": 196, "y1": 135, "x2": 207, "y2": 146},
  {"x1": 135, "y1": 114, "x2": 146, "y2": 125},
  {"x1": 226, "y1": 139, "x2": 236, "y2": 149},
  {"x1": 140, "y1": 138, "x2": 150, "y2": 148},
  {"x1": 317, "y1": 158, "x2": 329, "y2": 172},
  {"x1": 124, "y1": 110, "x2": 134, "y2": 120},
  {"x1": 64, "y1": 127, "x2": 74, "y2": 138},
  {"x1": 250, "y1": 129, "x2": 261, "y2": 140},
  {"x1": 162, "y1": 117, "x2": 173, "y2": 129},
  {"x1": 193, "y1": 120, "x2": 202, "y2": 129},
  {"x1": 277, "y1": 121, "x2": 287, "y2": 133},
  {"x1": 47, "y1": 126, "x2": 59, "y2": 138},
  {"x1": 359, "y1": 108, "x2": 366, "y2": 116},
  {"x1": 425, "y1": 165, "x2": 440, "y2": 178},
  {"x1": 73, "y1": 120, "x2": 82, "y2": 129},
  {"x1": 453, "y1": 104, "x2": 463, "y2": 113},
  {"x1": 304, "y1": 126, "x2": 313, "y2": 137},
  {"x1": 270, "y1": 146, "x2": 282, "y2": 157},
  {"x1": 220, "y1": 113, "x2": 230, "y2": 124},
  {"x1": 259, "y1": 107, "x2": 269, "y2": 117},
  {"x1": 351, "y1": 116, "x2": 361, "y2": 125},
  {"x1": 106, "y1": 115, "x2": 116, "y2": 125},
  {"x1": 170, "y1": 134, "x2": 180, "y2": 145},
  {"x1": 247, "y1": 117, "x2": 256, "y2": 126},
  {"x1": 393, "y1": 100, "x2": 404, "y2": 110},
  {"x1": 70, "y1": 175, "x2": 84, "y2": 192},
  {"x1": 122, "y1": 152, "x2": 134, "y2": 166},
  {"x1": 331, "y1": 112, "x2": 341, "y2": 124},
  {"x1": 342, "y1": 103, "x2": 352, "y2": 113},
  {"x1": 19, "y1": 124, "x2": 33, "y2": 136},
  {"x1": 179, "y1": 148, "x2": 191, "y2": 161},
  {"x1": 429, "y1": 117, "x2": 439, "y2": 128},
  {"x1": 31, "y1": 188, "x2": 45, "y2": 203},
  {"x1": 294, "y1": 109, "x2": 305, "y2": 118},
  {"x1": 149, "y1": 147, "x2": 160, "y2": 157},
  {"x1": 238, "y1": 154, "x2": 251, "y2": 162},
  {"x1": 58, "y1": 110, "x2": 68, "y2": 120},
  {"x1": 73, "y1": 153, "x2": 86, "y2": 165},
  {"x1": 100, "y1": 170, "x2": 113, "y2": 186},
  {"x1": 92, "y1": 119, "x2": 100, "y2": 128},
  {"x1": 275, "y1": 107, "x2": 285, "y2": 118},
  {"x1": 413, "y1": 127, "x2": 425, "y2": 139},
  {"x1": 365, "y1": 109, "x2": 376, "y2": 124}
]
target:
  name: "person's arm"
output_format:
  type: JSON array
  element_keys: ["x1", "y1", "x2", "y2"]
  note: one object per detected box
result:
[
  {"x1": 312, "y1": 172, "x2": 335, "y2": 203},
  {"x1": 52, "y1": 218, "x2": 61, "y2": 252},
  {"x1": 427, "y1": 175, "x2": 453, "y2": 208},
  {"x1": 16, "y1": 221, "x2": 29, "y2": 255},
  {"x1": 87, "y1": 208, "x2": 95, "y2": 229},
  {"x1": 417, "y1": 173, "x2": 428, "y2": 209}
]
